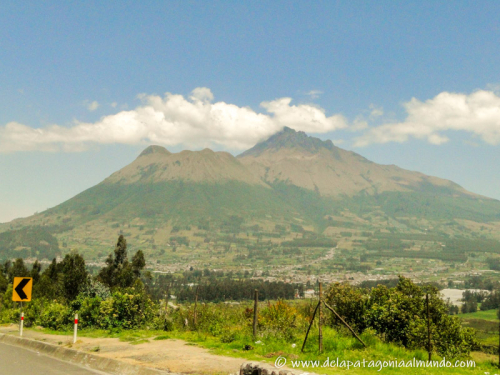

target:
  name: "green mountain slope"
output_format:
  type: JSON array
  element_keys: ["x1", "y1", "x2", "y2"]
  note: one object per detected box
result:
[
  {"x1": 44, "y1": 180, "x2": 298, "y2": 225},
  {"x1": 1, "y1": 127, "x2": 500, "y2": 262},
  {"x1": 238, "y1": 127, "x2": 500, "y2": 223}
]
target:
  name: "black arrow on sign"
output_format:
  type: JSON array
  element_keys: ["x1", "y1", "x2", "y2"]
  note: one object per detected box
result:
[{"x1": 15, "y1": 278, "x2": 30, "y2": 300}]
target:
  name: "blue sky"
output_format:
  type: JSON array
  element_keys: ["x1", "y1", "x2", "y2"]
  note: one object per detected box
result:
[{"x1": 1, "y1": 1, "x2": 500, "y2": 222}]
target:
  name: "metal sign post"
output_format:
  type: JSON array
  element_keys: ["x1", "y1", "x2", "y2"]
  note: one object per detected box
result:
[{"x1": 13, "y1": 277, "x2": 33, "y2": 337}]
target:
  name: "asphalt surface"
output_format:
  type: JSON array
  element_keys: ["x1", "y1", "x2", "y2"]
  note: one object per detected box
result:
[{"x1": 0, "y1": 342, "x2": 108, "y2": 375}]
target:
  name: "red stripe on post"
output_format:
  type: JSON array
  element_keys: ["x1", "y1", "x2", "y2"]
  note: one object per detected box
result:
[
  {"x1": 75, "y1": 319, "x2": 78, "y2": 324},
  {"x1": 21, "y1": 317, "x2": 24, "y2": 321}
]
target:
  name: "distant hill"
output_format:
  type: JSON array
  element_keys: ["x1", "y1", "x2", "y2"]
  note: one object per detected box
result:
[
  {"x1": 1, "y1": 127, "x2": 500, "y2": 260},
  {"x1": 0, "y1": 226, "x2": 60, "y2": 260}
]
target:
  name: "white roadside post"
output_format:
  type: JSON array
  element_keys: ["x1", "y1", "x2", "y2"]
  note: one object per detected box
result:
[
  {"x1": 20, "y1": 312, "x2": 24, "y2": 337},
  {"x1": 73, "y1": 314, "x2": 78, "y2": 344}
]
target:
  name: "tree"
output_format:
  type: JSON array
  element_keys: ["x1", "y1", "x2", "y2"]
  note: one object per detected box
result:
[
  {"x1": 114, "y1": 235, "x2": 127, "y2": 267},
  {"x1": 98, "y1": 235, "x2": 145, "y2": 289},
  {"x1": 1, "y1": 261, "x2": 11, "y2": 277},
  {"x1": 34, "y1": 273, "x2": 61, "y2": 300},
  {"x1": 44, "y1": 258, "x2": 60, "y2": 281},
  {"x1": 0, "y1": 261, "x2": 9, "y2": 293},
  {"x1": 99, "y1": 254, "x2": 115, "y2": 287},
  {"x1": 34, "y1": 258, "x2": 65, "y2": 300},
  {"x1": 132, "y1": 250, "x2": 146, "y2": 278},
  {"x1": 0, "y1": 272, "x2": 7, "y2": 293},
  {"x1": 8, "y1": 258, "x2": 29, "y2": 283},
  {"x1": 31, "y1": 260, "x2": 42, "y2": 283},
  {"x1": 61, "y1": 253, "x2": 88, "y2": 300}
]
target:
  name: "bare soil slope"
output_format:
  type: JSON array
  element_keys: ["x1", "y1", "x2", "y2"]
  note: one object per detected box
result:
[{"x1": 238, "y1": 127, "x2": 471, "y2": 197}]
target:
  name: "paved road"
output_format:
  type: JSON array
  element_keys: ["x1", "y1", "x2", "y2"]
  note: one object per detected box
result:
[{"x1": 0, "y1": 342, "x2": 108, "y2": 375}]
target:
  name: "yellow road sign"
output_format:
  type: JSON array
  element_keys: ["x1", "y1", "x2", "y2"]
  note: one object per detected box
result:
[{"x1": 12, "y1": 277, "x2": 33, "y2": 302}]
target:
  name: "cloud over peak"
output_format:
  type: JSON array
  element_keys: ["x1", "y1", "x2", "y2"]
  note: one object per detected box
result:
[
  {"x1": 0, "y1": 88, "x2": 348, "y2": 153},
  {"x1": 3, "y1": 87, "x2": 500, "y2": 153}
]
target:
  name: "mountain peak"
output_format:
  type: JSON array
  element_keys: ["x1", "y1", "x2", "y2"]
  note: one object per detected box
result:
[
  {"x1": 238, "y1": 127, "x2": 335, "y2": 157},
  {"x1": 105, "y1": 146, "x2": 267, "y2": 187},
  {"x1": 138, "y1": 145, "x2": 171, "y2": 158}
]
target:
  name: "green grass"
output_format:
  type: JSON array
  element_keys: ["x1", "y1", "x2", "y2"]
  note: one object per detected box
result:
[
  {"x1": 130, "y1": 339, "x2": 149, "y2": 345},
  {"x1": 458, "y1": 309, "x2": 499, "y2": 321},
  {"x1": 153, "y1": 335, "x2": 170, "y2": 340},
  {"x1": 458, "y1": 309, "x2": 500, "y2": 350},
  {"x1": 174, "y1": 328, "x2": 493, "y2": 375},
  {"x1": 117, "y1": 331, "x2": 154, "y2": 342},
  {"x1": 28, "y1": 326, "x2": 499, "y2": 374}
]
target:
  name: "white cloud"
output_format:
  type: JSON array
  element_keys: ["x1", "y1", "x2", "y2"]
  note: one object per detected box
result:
[
  {"x1": 354, "y1": 90, "x2": 500, "y2": 147},
  {"x1": 189, "y1": 87, "x2": 214, "y2": 102},
  {"x1": 350, "y1": 116, "x2": 368, "y2": 131},
  {"x1": 260, "y1": 97, "x2": 347, "y2": 134},
  {"x1": 369, "y1": 104, "x2": 384, "y2": 119},
  {"x1": 305, "y1": 90, "x2": 323, "y2": 99},
  {"x1": 0, "y1": 88, "x2": 350, "y2": 153},
  {"x1": 85, "y1": 100, "x2": 99, "y2": 111}
]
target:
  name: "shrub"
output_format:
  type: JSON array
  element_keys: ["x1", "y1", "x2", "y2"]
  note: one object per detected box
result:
[
  {"x1": 325, "y1": 282, "x2": 369, "y2": 332},
  {"x1": 75, "y1": 296, "x2": 103, "y2": 328},
  {"x1": 39, "y1": 302, "x2": 72, "y2": 330},
  {"x1": 260, "y1": 300, "x2": 304, "y2": 341},
  {"x1": 220, "y1": 328, "x2": 238, "y2": 343},
  {"x1": 0, "y1": 305, "x2": 20, "y2": 324},
  {"x1": 98, "y1": 290, "x2": 156, "y2": 329},
  {"x1": 325, "y1": 276, "x2": 478, "y2": 358}
]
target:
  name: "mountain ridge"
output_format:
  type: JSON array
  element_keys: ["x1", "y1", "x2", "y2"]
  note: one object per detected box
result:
[
  {"x1": 1, "y1": 127, "x2": 500, "y2": 262},
  {"x1": 104, "y1": 147, "x2": 267, "y2": 187},
  {"x1": 238, "y1": 127, "x2": 471, "y2": 198},
  {"x1": 238, "y1": 126, "x2": 339, "y2": 157}
]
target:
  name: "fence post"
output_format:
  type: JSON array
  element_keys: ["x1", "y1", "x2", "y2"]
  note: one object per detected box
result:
[
  {"x1": 73, "y1": 314, "x2": 78, "y2": 344},
  {"x1": 20, "y1": 312, "x2": 24, "y2": 337},
  {"x1": 253, "y1": 289, "x2": 258, "y2": 337},
  {"x1": 319, "y1": 282, "x2": 323, "y2": 353},
  {"x1": 194, "y1": 288, "x2": 198, "y2": 329}
]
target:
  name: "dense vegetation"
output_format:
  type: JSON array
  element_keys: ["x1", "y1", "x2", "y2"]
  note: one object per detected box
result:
[
  {"x1": 0, "y1": 235, "x2": 303, "y2": 329},
  {"x1": 0, "y1": 237, "x2": 484, "y2": 362},
  {"x1": 325, "y1": 277, "x2": 478, "y2": 358}
]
